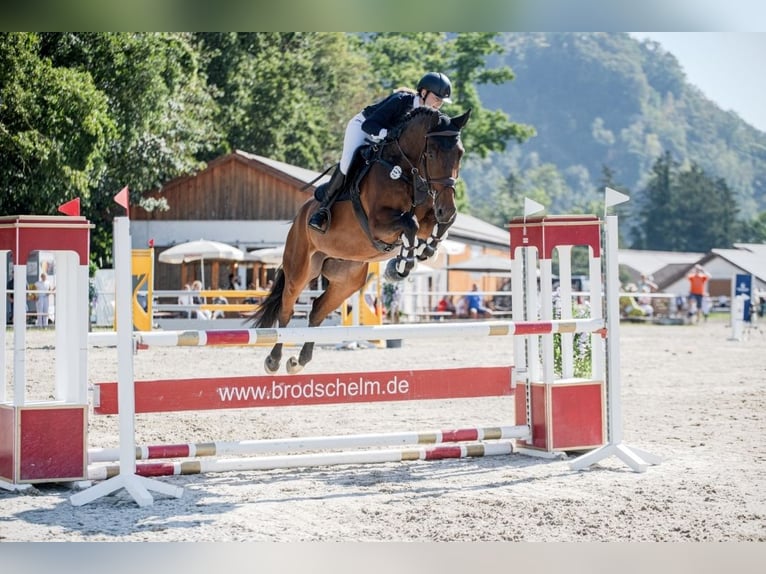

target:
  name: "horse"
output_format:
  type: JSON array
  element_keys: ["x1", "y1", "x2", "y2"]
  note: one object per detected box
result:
[{"x1": 250, "y1": 106, "x2": 471, "y2": 374}]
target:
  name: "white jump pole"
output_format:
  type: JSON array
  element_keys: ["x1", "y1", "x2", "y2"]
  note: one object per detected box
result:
[
  {"x1": 70, "y1": 216, "x2": 183, "y2": 507},
  {"x1": 86, "y1": 318, "x2": 606, "y2": 349}
]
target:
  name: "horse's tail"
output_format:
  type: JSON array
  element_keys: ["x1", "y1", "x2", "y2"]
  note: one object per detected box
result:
[{"x1": 248, "y1": 268, "x2": 285, "y2": 328}]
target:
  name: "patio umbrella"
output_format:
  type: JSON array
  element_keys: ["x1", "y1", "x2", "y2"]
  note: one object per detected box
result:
[
  {"x1": 245, "y1": 246, "x2": 285, "y2": 266},
  {"x1": 158, "y1": 239, "x2": 245, "y2": 287}
]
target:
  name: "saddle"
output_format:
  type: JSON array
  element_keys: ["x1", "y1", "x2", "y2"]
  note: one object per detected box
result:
[{"x1": 313, "y1": 145, "x2": 375, "y2": 203}]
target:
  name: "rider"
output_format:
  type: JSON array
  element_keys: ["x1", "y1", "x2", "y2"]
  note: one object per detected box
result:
[{"x1": 308, "y1": 72, "x2": 453, "y2": 233}]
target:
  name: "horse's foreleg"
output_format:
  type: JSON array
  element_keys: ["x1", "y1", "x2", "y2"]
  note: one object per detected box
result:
[
  {"x1": 384, "y1": 215, "x2": 419, "y2": 281},
  {"x1": 415, "y1": 221, "x2": 451, "y2": 261}
]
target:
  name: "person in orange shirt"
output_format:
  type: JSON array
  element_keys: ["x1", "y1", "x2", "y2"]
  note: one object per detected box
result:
[{"x1": 687, "y1": 264, "x2": 711, "y2": 324}]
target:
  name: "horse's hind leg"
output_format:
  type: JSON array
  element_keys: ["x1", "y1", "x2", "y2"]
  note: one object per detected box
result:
[
  {"x1": 285, "y1": 260, "x2": 369, "y2": 374},
  {"x1": 264, "y1": 343, "x2": 284, "y2": 374},
  {"x1": 286, "y1": 342, "x2": 314, "y2": 375},
  {"x1": 260, "y1": 214, "x2": 318, "y2": 373}
]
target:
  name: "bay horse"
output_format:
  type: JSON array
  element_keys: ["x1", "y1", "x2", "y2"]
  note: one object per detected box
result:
[{"x1": 250, "y1": 106, "x2": 471, "y2": 374}]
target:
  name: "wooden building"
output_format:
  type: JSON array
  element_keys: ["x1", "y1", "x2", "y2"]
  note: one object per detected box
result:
[{"x1": 130, "y1": 150, "x2": 328, "y2": 290}]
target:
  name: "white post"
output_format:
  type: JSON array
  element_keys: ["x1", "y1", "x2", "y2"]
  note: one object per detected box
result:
[
  {"x1": 588, "y1": 250, "x2": 605, "y2": 380},
  {"x1": 0, "y1": 253, "x2": 5, "y2": 402},
  {"x1": 511, "y1": 246, "x2": 526, "y2": 385},
  {"x1": 71, "y1": 217, "x2": 183, "y2": 507},
  {"x1": 539, "y1": 255, "x2": 554, "y2": 383},
  {"x1": 557, "y1": 245, "x2": 574, "y2": 378},
  {"x1": 524, "y1": 247, "x2": 540, "y2": 382},
  {"x1": 569, "y1": 213, "x2": 662, "y2": 473},
  {"x1": 12, "y1": 264, "x2": 26, "y2": 407}
]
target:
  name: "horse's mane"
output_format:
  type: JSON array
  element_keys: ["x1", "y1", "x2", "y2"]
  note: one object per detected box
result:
[{"x1": 388, "y1": 106, "x2": 445, "y2": 141}]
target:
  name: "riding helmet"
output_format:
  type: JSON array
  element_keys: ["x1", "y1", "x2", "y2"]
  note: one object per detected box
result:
[{"x1": 417, "y1": 72, "x2": 453, "y2": 103}]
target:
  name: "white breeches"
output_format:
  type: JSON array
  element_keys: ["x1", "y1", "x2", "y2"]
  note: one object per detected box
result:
[{"x1": 340, "y1": 112, "x2": 368, "y2": 175}]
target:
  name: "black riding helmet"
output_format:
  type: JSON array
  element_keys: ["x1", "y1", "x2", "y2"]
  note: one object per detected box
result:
[{"x1": 417, "y1": 72, "x2": 452, "y2": 104}]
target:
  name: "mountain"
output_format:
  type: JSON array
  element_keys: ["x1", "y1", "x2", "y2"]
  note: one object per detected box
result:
[{"x1": 462, "y1": 32, "x2": 766, "y2": 233}]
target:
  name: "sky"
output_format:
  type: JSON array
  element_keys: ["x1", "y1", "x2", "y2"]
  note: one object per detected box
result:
[{"x1": 630, "y1": 32, "x2": 766, "y2": 132}]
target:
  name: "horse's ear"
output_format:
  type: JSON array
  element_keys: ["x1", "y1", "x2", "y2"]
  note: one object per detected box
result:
[{"x1": 450, "y1": 108, "x2": 472, "y2": 130}]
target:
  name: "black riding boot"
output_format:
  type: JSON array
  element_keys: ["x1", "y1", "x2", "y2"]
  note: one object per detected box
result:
[{"x1": 308, "y1": 168, "x2": 345, "y2": 233}]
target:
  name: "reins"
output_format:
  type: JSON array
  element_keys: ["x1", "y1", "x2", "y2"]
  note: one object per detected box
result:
[{"x1": 386, "y1": 118, "x2": 461, "y2": 208}]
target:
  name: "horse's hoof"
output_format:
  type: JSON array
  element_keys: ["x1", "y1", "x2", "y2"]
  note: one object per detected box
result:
[
  {"x1": 286, "y1": 357, "x2": 304, "y2": 374},
  {"x1": 264, "y1": 357, "x2": 280, "y2": 374},
  {"x1": 384, "y1": 259, "x2": 407, "y2": 282},
  {"x1": 418, "y1": 245, "x2": 436, "y2": 260}
]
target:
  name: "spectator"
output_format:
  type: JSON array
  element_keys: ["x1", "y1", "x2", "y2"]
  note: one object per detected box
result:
[
  {"x1": 637, "y1": 273, "x2": 658, "y2": 316},
  {"x1": 211, "y1": 296, "x2": 228, "y2": 319},
  {"x1": 178, "y1": 283, "x2": 193, "y2": 318},
  {"x1": 34, "y1": 272, "x2": 54, "y2": 327},
  {"x1": 687, "y1": 264, "x2": 711, "y2": 324},
  {"x1": 191, "y1": 279, "x2": 211, "y2": 319},
  {"x1": 465, "y1": 283, "x2": 493, "y2": 319},
  {"x1": 436, "y1": 295, "x2": 456, "y2": 316}
]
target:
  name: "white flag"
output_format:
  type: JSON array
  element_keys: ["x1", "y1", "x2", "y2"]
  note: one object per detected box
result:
[
  {"x1": 523, "y1": 197, "x2": 545, "y2": 217},
  {"x1": 605, "y1": 187, "x2": 630, "y2": 208}
]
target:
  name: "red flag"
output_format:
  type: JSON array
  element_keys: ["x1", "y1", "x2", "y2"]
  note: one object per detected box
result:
[
  {"x1": 57, "y1": 197, "x2": 81, "y2": 216},
  {"x1": 114, "y1": 186, "x2": 129, "y2": 213}
]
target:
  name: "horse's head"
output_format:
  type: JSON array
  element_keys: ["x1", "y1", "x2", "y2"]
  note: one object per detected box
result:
[{"x1": 390, "y1": 107, "x2": 471, "y2": 225}]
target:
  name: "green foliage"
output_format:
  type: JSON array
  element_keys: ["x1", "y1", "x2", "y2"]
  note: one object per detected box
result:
[
  {"x1": 0, "y1": 33, "x2": 115, "y2": 216},
  {"x1": 195, "y1": 32, "x2": 369, "y2": 170},
  {"x1": 37, "y1": 32, "x2": 223, "y2": 266},
  {"x1": 552, "y1": 301, "x2": 593, "y2": 379},
  {"x1": 635, "y1": 150, "x2": 739, "y2": 252}
]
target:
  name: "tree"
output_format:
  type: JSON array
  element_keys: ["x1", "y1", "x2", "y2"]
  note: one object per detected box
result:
[
  {"x1": 673, "y1": 164, "x2": 738, "y2": 251},
  {"x1": 0, "y1": 33, "x2": 115, "y2": 217},
  {"x1": 38, "y1": 32, "x2": 223, "y2": 265},
  {"x1": 636, "y1": 151, "x2": 739, "y2": 252},
  {"x1": 194, "y1": 32, "x2": 369, "y2": 170},
  {"x1": 635, "y1": 151, "x2": 677, "y2": 250},
  {"x1": 736, "y1": 210, "x2": 766, "y2": 243}
]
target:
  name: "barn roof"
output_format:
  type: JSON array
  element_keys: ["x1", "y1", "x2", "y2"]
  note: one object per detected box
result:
[{"x1": 224, "y1": 150, "x2": 331, "y2": 188}]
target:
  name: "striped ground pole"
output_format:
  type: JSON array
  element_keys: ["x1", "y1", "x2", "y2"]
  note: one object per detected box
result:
[
  {"x1": 87, "y1": 424, "x2": 529, "y2": 463},
  {"x1": 87, "y1": 440, "x2": 517, "y2": 480}
]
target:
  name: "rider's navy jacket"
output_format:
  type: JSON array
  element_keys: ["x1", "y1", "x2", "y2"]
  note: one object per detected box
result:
[{"x1": 361, "y1": 92, "x2": 417, "y2": 138}]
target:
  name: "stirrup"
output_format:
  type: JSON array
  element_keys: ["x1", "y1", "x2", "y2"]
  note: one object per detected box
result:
[{"x1": 308, "y1": 207, "x2": 331, "y2": 233}]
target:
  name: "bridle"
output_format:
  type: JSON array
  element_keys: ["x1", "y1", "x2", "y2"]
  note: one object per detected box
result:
[{"x1": 389, "y1": 124, "x2": 462, "y2": 209}]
